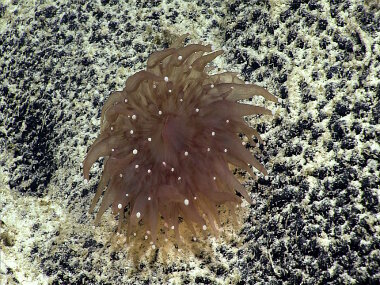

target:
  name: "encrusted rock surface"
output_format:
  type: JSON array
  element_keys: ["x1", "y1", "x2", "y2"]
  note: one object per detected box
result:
[{"x1": 0, "y1": 0, "x2": 379, "y2": 284}]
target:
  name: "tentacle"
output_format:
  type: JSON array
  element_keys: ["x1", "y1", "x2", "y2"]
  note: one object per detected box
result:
[
  {"x1": 123, "y1": 71, "x2": 164, "y2": 93},
  {"x1": 147, "y1": 48, "x2": 176, "y2": 68},
  {"x1": 176, "y1": 44, "x2": 212, "y2": 65},
  {"x1": 191, "y1": 50, "x2": 224, "y2": 71},
  {"x1": 170, "y1": 33, "x2": 189, "y2": 48},
  {"x1": 83, "y1": 134, "x2": 125, "y2": 180},
  {"x1": 101, "y1": 91, "x2": 126, "y2": 126}
]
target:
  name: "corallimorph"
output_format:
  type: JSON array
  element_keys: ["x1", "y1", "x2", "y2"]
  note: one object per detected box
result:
[{"x1": 83, "y1": 35, "x2": 277, "y2": 247}]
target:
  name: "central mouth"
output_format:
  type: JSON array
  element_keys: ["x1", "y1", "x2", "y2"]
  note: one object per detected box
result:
[{"x1": 161, "y1": 115, "x2": 188, "y2": 151}]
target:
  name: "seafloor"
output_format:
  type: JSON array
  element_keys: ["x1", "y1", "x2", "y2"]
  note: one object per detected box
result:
[{"x1": 0, "y1": 0, "x2": 379, "y2": 284}]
